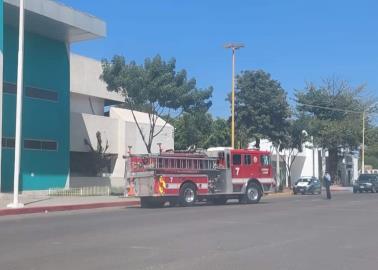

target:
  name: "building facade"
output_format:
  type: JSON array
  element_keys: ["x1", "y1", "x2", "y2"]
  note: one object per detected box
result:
[
  {"x1": 0, "y1": 0, "x2": 105, "y2": 191},
  {"x1": 69, "y1": 54, "x2": 174, "y2": 188},
  {"x1": 1, "y1": 0, "x2": 174, "y2": 192}
]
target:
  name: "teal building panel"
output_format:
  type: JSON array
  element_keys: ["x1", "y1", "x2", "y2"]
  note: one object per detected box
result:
[{"x1": 1, "y1": 24, "x2": 70, "y2": 191}]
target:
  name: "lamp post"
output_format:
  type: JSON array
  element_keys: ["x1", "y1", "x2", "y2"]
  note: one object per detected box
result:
[
  {"x1": 7, "y1": 0, "x2": 25, "y2": 208},
  {"x1": 224, "y1": 43, "x2": 244, "y2": 149}
]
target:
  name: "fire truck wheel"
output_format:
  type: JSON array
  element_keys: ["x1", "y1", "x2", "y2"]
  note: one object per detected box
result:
[
  {"x1": 179, "y1": 183, "x2": 197, "y2": 207},
  {"x1": 240, "y1": 182, "x2": 262, "y2": 204}
]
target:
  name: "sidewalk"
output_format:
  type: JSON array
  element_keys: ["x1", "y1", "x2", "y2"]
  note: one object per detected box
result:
[{"x1": 0, "y1": 193, "x2": 139, "y2": 217}]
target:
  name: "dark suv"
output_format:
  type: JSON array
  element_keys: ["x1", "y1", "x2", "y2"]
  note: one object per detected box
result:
[{"x1": 353, "y1": 174, "x2": 378, "y2": 193}]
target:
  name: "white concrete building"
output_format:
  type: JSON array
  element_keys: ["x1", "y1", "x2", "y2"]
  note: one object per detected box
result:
[
  {"x1": 254, "y1": 139, "x2": 358, "y2": 187},
  {"x1": 69, "y1": 54, "x2": 174, "y2": 188}
]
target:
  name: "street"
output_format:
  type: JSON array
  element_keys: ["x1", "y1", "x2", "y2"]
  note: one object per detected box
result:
[{"x1": 1, "y1": 192, "x2": 378, "y2": 270}]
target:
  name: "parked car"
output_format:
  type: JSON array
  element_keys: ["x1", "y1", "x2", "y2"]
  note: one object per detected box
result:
[
  {"x1": 293, "y1": 177, "x2": 321, "y2": 195},
  {"x1": 353, "y1": 174, "x2": 378, "y2": 193}
]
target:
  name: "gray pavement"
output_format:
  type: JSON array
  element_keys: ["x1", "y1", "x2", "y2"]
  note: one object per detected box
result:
[
  {"x1": 1, "y1": 192, "x2": 378, "y2": 270},
  {"x1": 0, "y1": 193, "x2": 133, "y2": 209}
]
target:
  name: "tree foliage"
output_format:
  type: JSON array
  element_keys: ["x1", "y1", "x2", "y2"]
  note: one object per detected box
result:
[
  {"x1": 295, "y1": 78, "x2": 367, "y2": 179},
  {"x1": 174, "y1": 113, "x2": 230, "y2": 150},
  {"x1": 234, "y1": 70, "x2": 291, "y2": 148},
  {"x1": 84, "y1": 131, "x2": 111, "y2": 176},
  {"x1": 101, "y1": 55, "x2": 213, "y2": 153}
]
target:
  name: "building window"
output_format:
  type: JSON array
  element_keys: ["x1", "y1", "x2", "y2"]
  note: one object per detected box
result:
[
  {"x1": 2, "y1": 83, "x2": 59, "y2": 102},
  {"x1": 25, "y1": 87, "x2": 58, "y2": 102},
  {"x1": 3, "y1": 82, "x2": 17, "y2": 95},
  {"x1": 24, "y1": 139, "x2": 58, "y2": 151},
  {"x1": 2, "y1": 137, "x2": 15, "y2": 148}
]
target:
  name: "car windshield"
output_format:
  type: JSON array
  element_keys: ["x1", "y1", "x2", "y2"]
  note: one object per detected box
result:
[
  {"x1": 298, "y1": 179, "x2": 311, "y2": 183},
  {"x1": 358, "y1": 175, "x2": 377, "y2": 183}
]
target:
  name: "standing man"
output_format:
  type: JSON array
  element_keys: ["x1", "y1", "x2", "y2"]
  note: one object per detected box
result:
[{"x1": 324, "y1": 171, "x2": 332, "y2": 199}]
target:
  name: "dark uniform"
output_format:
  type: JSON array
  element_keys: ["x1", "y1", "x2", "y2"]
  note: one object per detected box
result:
[{"x1": 324, "y1": 173, "x2": 331, "y2": 199}]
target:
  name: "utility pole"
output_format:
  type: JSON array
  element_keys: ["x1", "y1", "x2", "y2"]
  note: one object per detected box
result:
[
  {"x1": 8, "y1": 0, "x2": 25, "y2": 208},
  {"x1": 224, "y1": 43, "x2": 244, "y2": 149}
]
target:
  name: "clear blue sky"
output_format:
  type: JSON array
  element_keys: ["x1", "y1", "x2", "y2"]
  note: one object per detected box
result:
[{"x1": 60, "y1": 0, "x2": 378, "y2": 118}]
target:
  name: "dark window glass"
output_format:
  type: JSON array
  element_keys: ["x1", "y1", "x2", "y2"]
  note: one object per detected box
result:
[
  {"x1": 24, "y1": 139, "x2": 57, "y2": 151},
  {"x1": 233, "y1": 154, "x2": 241, "y2": 165},
  {"x1": 24, "y1": 140, "x2": 41, "y2": 150},
  {"x1": 244, "y1": 154, "x2": 252, "y2": 165},
  {"x1": 26, "y1": 87, "x2": 58, "y2": 102},
  {"x1": 2, "y1": 138, "x2": 15, "y2": 148},
  {"x1": 41, "y1": 141, "x2": 57, "y2": 151},
  {"x1": 3, "y1": 82, "x2": 17, "y2": 94}
]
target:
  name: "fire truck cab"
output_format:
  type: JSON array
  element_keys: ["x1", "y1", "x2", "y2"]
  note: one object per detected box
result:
[{"x1": 127, "y1": 147, "x2": 275, "y2": 208}]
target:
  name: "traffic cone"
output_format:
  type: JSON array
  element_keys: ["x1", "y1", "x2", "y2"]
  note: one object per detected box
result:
[{"x1": 127, "y1": 178, "x2": 136, "y2": 197}]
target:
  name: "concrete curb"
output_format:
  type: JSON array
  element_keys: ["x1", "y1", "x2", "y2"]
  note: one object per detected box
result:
[{"x1": 0, "y1": 200, "x2": 140, "y2": 217}]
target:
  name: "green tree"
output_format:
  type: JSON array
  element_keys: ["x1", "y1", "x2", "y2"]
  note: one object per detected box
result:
[
  {"x1": 233, "y1": 70, "x2": 291, "y2": 148},
  {"x1": 295, "y1": 78, "x2": 366, "y2": 180},
  {"x1": 174, "y1": 112, "x2": 213, "y2": 150},
  {"x1": 101, "y1": 55, "x2": 213, "y2": 153},
  {"x1": 203, "y1": 118, "x2": 231, "y2": 148},
  {"x1": 174, "y1": 114, "x2": 230, "y2": 150}
]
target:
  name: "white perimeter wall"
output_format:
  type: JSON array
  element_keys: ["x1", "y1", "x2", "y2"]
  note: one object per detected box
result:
[
  {"x1": 70, "y1": 112, "x2": 119, "y2": 154},
  {"x1": 70, "y1": 109, "x2": 174, "y2": 178}
]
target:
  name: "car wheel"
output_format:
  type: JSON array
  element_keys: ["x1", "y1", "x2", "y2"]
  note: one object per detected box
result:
[
  {"x1": 179, "y1": 183, "x2": 197, "y2": 207},
  {"x1": 240, "y1": 182, "x2": 262, "y2": 204}
]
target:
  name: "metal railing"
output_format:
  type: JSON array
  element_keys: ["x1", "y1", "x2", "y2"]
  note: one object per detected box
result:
[{"x1": 48, "y1": 186, "x2": 111, "y2": 197}]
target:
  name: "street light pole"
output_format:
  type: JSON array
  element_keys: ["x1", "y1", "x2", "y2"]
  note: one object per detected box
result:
[
  {"x1": 224, "y1": 43, "x2": 244, "y2": 149},
  {"x1": 7, "y1": 0, "x2": 25, "y2": 208}
]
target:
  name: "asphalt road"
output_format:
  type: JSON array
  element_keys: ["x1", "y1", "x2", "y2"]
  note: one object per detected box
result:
[{"x1": 1, "y1": 192, "x2": 378, "y2": 270}]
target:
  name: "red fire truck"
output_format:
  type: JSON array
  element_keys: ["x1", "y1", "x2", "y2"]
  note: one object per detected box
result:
[{"x1": 126, "y1": 147, "x2": 275, "y2": 207}]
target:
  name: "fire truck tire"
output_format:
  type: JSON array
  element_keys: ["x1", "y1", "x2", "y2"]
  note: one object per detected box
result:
[
  {"x1": 179, "y1": 183, "x2": 197, "y2": 207},
  {"x1": 240, "y1": 182, "x2": 262, "y2": 204}
]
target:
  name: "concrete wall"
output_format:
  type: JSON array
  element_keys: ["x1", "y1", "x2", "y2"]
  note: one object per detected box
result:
[
  {"x1": 70, "y1": 112, "x2": 119, "y2": 154},
  {"x1": 109, "y1": 107, "x2": 174, "y2": 178},
  {"x1": 70, "y1": 53, "x2": 123, "y2": 102},
  {"x1": 70, "y1": 92, "x2": 104, "y2": 116}
]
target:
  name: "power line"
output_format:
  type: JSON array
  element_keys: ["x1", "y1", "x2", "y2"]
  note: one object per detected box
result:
[{"x1": 295, "y1": 101, "x2": 378, "y2": 115}]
